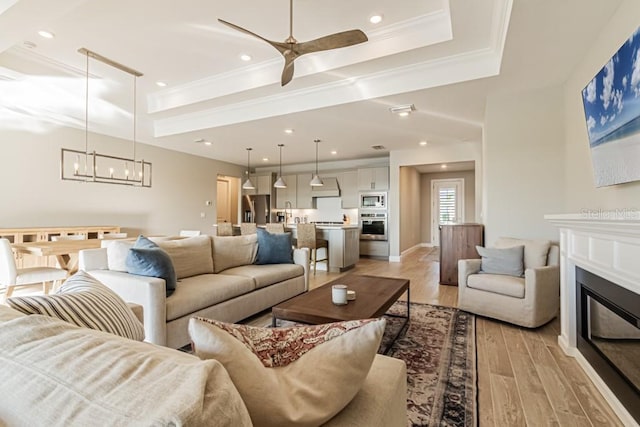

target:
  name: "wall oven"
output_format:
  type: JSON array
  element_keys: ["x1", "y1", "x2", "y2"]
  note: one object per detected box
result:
[
  {"x1": 360, "y1": 192, "x2": 386, "y2": 209},
  {"x1": 360, "y1": 212, "x2": 387, "y2": 241}
]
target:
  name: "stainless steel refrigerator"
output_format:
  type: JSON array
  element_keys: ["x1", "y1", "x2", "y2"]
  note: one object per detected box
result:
[{"x1": 242, "y1": 194, "x2": 270, "y2": 224}]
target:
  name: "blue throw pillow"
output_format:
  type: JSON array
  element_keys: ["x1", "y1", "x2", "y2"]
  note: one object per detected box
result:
[
  {"x1": 255, "y1": 228, "x2": 294, "y2": 265},
  {"x1": 126, "y1": 235, "x2": 177, "y2": 296}
]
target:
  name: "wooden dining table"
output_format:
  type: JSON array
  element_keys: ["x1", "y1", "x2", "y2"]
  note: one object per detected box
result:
[{"x1": 11, "y1": 239, "x2": 104, "y2": 272}]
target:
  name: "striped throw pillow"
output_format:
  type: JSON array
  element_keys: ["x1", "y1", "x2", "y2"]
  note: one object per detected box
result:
[{"x1": 7, "y1": 271, "x2": 145, "y2": 341}]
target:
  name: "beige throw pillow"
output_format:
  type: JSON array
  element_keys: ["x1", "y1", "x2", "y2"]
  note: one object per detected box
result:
[
  {"x1": 158, "y1": 235, "x2": 214, "y2": 279},
  {"x1": 106, "y1": 240, "x2": 134, "y2": 272},
  {"x1": 211, "y1": 234, "x2": 258, "y2": 273},
  {"x1": 189, "y1": 317, "x2": 385, "y2": 427}
]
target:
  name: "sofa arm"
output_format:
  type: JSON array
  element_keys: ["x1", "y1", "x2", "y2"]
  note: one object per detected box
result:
[
  {"x1": 524, "y1": 265, "x2": 560, "y2": 301},
  {"x1": 458, "y1": 259, "x2": 482, "y2": 288},
  {"x1": 79, "y1": 248, "x2": 108, "y2": 271},
  {"x1": 85, "y1": 270, "x2": 168, "y2": 346},
  {"x1": 293, "y1": 247, "x2": 310, "y2": 291}
]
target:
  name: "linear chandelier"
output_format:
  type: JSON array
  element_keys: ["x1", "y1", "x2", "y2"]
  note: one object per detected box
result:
[{"x1": 61, "y1": 48, "x2": 152, "y2": 187}]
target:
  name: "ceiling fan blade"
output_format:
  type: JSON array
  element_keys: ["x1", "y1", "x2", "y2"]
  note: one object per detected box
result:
[
  {"x1": 218, "y1": 19, "x2": 289, "y2": 55},
  {"x1": 296, "y1": 29, "x2": 368, "y2": 55},
  {"x1": 281, "y1": 55, "x2": 295, "y2": 86}
]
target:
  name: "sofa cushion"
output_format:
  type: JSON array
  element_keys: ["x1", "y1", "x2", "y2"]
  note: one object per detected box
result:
[
  {"x1": 165, "y1": 274, "x2": 255, "y2": 321},
  {"x1": 222, "y1": 264, "x2": 304, "y2": 290},
  {"x1": 495, "y1": 237, "x2": 551, "y2": 270},
  {"x1": 212, "y1": 234, "x2": 258, "y2": 273},
  {"x1": 0, "y1": 313, "x2": 251, "y2": 426},
  {"x1": 127, "y1": 240, "x2": 177, "y2": 297},
  {"x1": 189, "y1": 317, "x2": 385, "y2": 427},
  {"x1": 7, "y1": 271, "x2": 145, "y2": 341},
  {"x1": 476, "y1": 245, "x2": 524, "y2": 277},
  {"x1": 255, "y1": 228, "x2": 294, "y2": 265},
  {"x1": 467, "y1": 273, "x2": 526, "y2": 298},
  {"x1": 106, "y1": 240, "x2": 134, "y2": 272},
  {"x1": 158, "y1": 235, "x2": 214, "y2": 279}
]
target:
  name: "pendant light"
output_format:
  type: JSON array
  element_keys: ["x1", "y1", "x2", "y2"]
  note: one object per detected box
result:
[
  {"x1": 274, "y1": 144, "x2": 287, "y2": 188},
  {"x1": 310, "y1": 139, "x2": 324, "y2": 186},
  {"x1": 242, "y1": 148, "x2": 255, "y2": 190}
]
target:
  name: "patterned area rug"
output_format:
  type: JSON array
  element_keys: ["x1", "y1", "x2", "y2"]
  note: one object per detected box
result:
[
  {"x1": 272, "y1": 301, "x2": 477, "y2": 426},
  {"x1": 383, "y1": 302, "x2": 477, "y2": 427}
]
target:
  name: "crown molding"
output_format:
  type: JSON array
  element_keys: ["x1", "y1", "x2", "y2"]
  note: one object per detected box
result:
[
  {"x1": 147, "y1": 9, "x2": 452, "y2": 114},
  {"x1": 154, "y1": 46, "x2": 500, "y2": 137}
]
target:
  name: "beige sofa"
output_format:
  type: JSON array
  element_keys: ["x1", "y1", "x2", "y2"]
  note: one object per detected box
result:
[
  {"x1": 0, "y1": 305, "x2": 407, "y2": 426},
  {"x1": 79, "y1": 234, "x2": 310, "y2": 348}
]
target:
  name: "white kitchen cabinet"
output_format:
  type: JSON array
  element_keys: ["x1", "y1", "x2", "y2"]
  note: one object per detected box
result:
[
  {"x1": 359, "y1": 240, "x2": 389, "y2": 258},
  {"x1": 242, "y1": 173, "x2": 273, "y2": 196},
  {"x1": 296, "y1": 174, "x2": 314, "y2": 209},
  {"x1": 357, "y1": 167, "x2": 389, "y2": 191},
  {"x1": 338, "y1": 170, "x2": 359, "y2": 208},
  {"x1": 275, "y1": 175, "x2": 297, "y2": 209}
]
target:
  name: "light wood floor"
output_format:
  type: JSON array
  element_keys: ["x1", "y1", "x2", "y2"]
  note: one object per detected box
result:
[{"x1": 308, "y1": 247, "x2": 623, "y2": 427}]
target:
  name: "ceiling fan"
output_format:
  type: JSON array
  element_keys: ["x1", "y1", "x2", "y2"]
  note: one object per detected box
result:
[{"x1": 219, "y1": 0, "x2": 368, "y2": 86}]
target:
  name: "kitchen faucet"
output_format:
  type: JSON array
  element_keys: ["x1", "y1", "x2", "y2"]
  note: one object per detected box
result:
[{"x1": 284, "y1": 201, "x2": 292, "y2": 224}]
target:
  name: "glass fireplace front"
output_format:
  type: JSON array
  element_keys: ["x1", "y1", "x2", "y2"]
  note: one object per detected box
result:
[{"x1": 576, "y1": 267, "x2": 640, "y2": 423}]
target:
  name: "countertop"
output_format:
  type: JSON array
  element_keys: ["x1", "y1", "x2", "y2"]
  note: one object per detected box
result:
[{"x1": 227, "y1": 223, "x2": 359, "y2": 230}]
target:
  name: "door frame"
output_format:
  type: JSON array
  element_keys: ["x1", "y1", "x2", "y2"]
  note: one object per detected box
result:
[{"x1": 431, "y1": 178, "x2": 465, "y2": 245}]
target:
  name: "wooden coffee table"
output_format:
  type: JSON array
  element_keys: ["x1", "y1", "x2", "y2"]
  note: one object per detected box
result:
[{"x1": 271, "y1": 274, "x2": 410, "y2": 352}]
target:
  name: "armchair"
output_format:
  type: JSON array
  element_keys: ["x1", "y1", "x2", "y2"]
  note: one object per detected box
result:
[{"x1": 457, "y1": 237, "x2": 559, "y2": 328}]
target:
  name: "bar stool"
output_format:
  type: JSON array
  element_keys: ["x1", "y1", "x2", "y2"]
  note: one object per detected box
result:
[
  {"x1": 295, "y1": 224, "x2": 328, "y2": 275},
  {"x1": 216, "y1": 223, "x2": 234, "y2": 236},
  {"x1": 265, "y1": 223, "x2": 285, "y2": 234},
  {"x1": 240, "y1": 223, "x2": 257, "y2": 235}
]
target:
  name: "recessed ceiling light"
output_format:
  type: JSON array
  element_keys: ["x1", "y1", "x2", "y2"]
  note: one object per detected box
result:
[
  {"x1": 369, "y1": 15, "x2": 383, "y2": 24},
  {"x1": 419, "y1": 141, "x2": 428, "y2": 146},
  {"x1": 262, "y1": 157, "x2": 269, "y2": 162},
  {"x1": 441, "y1": 164, "x2": 447, "y2": 169},
  {"x1": 156, "y1": 81, "x2": 167, "y2": 87},
  {"x1": 204, "y1": 141, "x2": 212, "y2": 146},
  {"x1": 389, "y1": 104, "x2": 416, "y2": 117},
  {"x1": 331, "y1": 150, "x2": 337, "y2": 155},
  {"x1": 284, "y1": 129, "x2": 294, "y2": 134},
  {"x1": 37, "y1": 30, "x2": 55, "y2": 39},
  {"x1": 240, "y1": 54, "x2": 252, "y2": 61}
]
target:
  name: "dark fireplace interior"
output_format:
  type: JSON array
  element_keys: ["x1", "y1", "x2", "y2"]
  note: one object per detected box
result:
[{"x1": 576, "y1": 267, "x2": 640, "y2": 423}]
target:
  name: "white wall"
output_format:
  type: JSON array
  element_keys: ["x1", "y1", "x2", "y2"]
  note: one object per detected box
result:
[
  {"x1": 483, "y1": 86, "x2": 565, "y2": 244},
  {"x1": 0, "y1": 124, "x2": 244, "y2": 235},
  {"x1": 563, "y1": 0, "x2": 640, "y2": 213}
]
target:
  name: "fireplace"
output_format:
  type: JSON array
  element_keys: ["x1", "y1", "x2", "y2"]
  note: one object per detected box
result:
[
  {"x1": 546, "y1": 213, "x2": 640, "y2": 425},
  {"x1": 576, "y1": 267, "x2": 640, "y2": 423}
]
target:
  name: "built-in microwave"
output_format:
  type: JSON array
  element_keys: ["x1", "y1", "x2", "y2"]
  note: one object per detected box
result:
[{"x1": 360, "y1": 192, "x2": 386, "y2": 209}]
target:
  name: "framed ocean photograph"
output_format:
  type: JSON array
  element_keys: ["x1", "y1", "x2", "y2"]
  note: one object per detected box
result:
[{"x1": 581, "y1": 25, "x2": 640, "y2": 187}]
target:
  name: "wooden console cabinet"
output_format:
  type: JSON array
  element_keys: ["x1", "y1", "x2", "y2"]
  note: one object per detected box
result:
[{"x1": 439, "y1": 224, "x2": 484, "y2": 286}]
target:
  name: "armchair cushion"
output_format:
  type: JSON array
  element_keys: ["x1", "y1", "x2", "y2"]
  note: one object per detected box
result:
[
  {"x1": 467, "y1": 273, "x2": 525, "y2": 298},
  {"x1": 495, "y1": 238, "x2": 551, "y2": 269},
  {"x1": 476, "y1": 245, "x2": 524, "y2": 277}
]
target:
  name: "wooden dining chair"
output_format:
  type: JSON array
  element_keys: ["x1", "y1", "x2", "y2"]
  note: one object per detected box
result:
[
  {"x1": 240, "y1": 223, "x2": 257, "y2": 235},
  {"x1": 179, "y1": 230, "x2": 201, "y2": 237},
  {"x1": 100, "y1": 232, "x2": 129, "y2": 239},
  {"x1": 0, "y1": 238, "x2": 67, "y2": 301},
  {"x1": 51, "y1": 234, "x2": 86, "y2": 241},
  {"x1": 216, "y1": 223, "x2": 234, "y2": 236}
]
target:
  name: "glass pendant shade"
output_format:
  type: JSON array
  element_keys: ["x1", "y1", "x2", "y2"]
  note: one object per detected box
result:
[{"x1": 273, "y1": 144, "x2": 287, "y2": 189}]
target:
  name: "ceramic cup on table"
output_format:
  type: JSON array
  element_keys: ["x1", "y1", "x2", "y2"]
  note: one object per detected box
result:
[{"x1": 332, "y1": 284, "x2": 348, "y2": 305}]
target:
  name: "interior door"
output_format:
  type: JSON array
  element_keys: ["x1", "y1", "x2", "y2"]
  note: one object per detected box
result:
[
  {"x1": 431, "y1": 179, "x2": 464, "y2": 246},
  {"x1": 216, "y1": 178, "x2": 231, "y2": 223}
]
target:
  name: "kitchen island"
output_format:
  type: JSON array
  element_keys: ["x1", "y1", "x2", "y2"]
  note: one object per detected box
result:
[{"x1": 287, "y1": 224, "x2": 360, "y2": 273}]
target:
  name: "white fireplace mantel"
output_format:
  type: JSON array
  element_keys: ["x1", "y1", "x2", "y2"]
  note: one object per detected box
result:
[{"x1": 545, "y1": 213, "x2": 640, "y2": 426}]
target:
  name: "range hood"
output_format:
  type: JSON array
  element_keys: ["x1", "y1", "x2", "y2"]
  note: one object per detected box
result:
[{"x1": 311, "y1": 177, "x2": 341, "y2": 198}]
